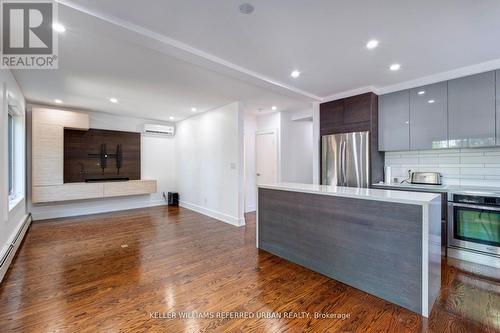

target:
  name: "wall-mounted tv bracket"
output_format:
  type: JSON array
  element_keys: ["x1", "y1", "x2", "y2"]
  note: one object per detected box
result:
[{"x1": 88, "y1": 144, "x2": 123, "y2": 175}]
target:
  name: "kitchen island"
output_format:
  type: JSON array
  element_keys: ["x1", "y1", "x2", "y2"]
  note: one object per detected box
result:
[{"x1": 257, "y1": 183, "x2": 441, "y2": 317}]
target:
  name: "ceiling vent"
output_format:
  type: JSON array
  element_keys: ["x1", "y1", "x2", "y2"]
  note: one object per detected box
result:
[{"x1": 239, "y1": 3, "x2": 254, "y2": 14}]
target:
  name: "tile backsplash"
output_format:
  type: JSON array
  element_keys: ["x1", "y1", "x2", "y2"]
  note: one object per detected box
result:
[{"x1": 384, "y1": 147, "x2": 500, "y2": 187}]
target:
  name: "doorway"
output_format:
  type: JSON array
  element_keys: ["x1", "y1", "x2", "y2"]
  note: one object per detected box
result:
[{"x1": 255, "y1": 130, "x2": 278, "y2": 185}]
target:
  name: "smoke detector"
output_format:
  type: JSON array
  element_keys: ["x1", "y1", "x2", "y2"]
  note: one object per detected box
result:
[{"x1": 239, "y1": 3, "x2": 255, "y2": 14}]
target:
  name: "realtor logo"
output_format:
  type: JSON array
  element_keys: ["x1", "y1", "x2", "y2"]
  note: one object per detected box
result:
[{"x1": 1, "y1": 0, "x2": 58, "y2": 68}]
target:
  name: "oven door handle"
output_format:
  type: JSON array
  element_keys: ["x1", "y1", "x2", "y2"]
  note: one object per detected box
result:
[{"x1": 451, "y1": 202, "x2": 500, "y2": 211}]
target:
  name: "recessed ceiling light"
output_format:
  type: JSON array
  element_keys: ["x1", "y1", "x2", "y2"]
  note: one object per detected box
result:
[
  {"x1": 271, "y1": 106, "x2": 277, "y2": 111},
  {"x1": 389, "y1": 63, "x2": 401, "y2": 71},
  {"x1": 366, "y1": 39, "x2": 379, "y2": 49},
  {"x1": 52, "y1": 22, "x2": 66, "y2": 33},
  {"x1": 109, "y1": 97, "x2": 118, "y2": 104},
  {"x1": 291, "y1": 70, "x2": 301, "y2": 78},
  {"x1": 417, "y1": 90, "x2": 426, "y2": 95},
  {"x1": 54, "y1": 99, "x2": 62, "y2": 104},
  {"x1": 191, "y1": 107, "x2": 197, "y2": 112},
  {"x1": 169, "y1": 116, "x2": 175, "y2": 120},
  {"x1": 239, "y1": 3, "x2": 255, "y2": 14},
  {"x1": 428, "y1": 99, "x2": 435, "y2": 104}
]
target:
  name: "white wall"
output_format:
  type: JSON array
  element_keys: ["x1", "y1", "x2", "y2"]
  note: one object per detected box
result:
[
  {"x1": 244, "y1": 112, "x2": 257, "y2": 213},
  {"x1": 175, "y1": 102, "x2": 245, "y2": 226},
  {"x1": 385, "y1": 148, "x2": 500, "y2": 187},
  {"x1": 0, "y1": 69, "x2": 28, "y2": 281},
  {"x1": 28, "y1": 108, "x2": 176, "y2": 220},
  {"x1": 280, "y1": 109, "x2": 313, "y2": 183}
]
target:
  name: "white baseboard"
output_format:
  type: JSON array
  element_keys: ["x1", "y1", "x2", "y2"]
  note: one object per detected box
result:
[
  {"x1": 245, "y1": 205, "x2": 256, "y2": 213},
  {"x1": 32, "y1": 198, "x2": 167, "y2": 221},
  {"x1": 179, "y1": 200, "x2": 245, "y2": 227},
  {"x1": 0, "y1": 214, "x2": 32, "y2": 283}
]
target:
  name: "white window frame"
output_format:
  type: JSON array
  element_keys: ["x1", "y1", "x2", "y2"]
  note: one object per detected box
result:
[
  {"x1": 6, "y1": 100, "x2": 25, "y2": 212},
  {"x1": 7, "y1": 110, "x2": 15, "y2": 200}
]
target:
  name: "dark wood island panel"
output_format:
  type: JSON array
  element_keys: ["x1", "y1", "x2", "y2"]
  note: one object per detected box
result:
[{"x1": 258, "y1": 188, "x2": 429, "y2": 315}]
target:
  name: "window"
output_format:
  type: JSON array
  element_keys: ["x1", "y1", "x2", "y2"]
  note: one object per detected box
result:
[
  {"x1": 8, "y1": 111, "x2": 14, "y2": 199},
  {"x1": 7, "y1": 103, "x2": 24, "y2": 208}
]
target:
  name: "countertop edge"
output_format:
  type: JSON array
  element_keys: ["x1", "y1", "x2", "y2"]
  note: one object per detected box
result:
[{"x1": 258, "y1": 184, "x2": 440, "y2": 206}]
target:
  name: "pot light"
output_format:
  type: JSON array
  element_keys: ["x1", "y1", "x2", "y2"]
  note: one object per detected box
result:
[
  {"x1": 169, "y1": 116, "x2": 175, "y2": 120},
  {"x1": 291, "y1": 70, "x2": 301, "y2": 78},
  {"x1": 389, "y1": 63, "x2": 401, "y2": 71},
  {"x1": 191, "y1": 107, "x2": 197, "y2": 112},
  {"x1": 52, "y1": 22, "x2": 66, "y2": 33},
  {"x1": 109, "y1": 97, "x2": 118, "y2": 104},
  {"x1": 428, "y1": 99, "x2": 435, "y2": 104},
  {"x1": 54, "y1": 99, "x2": 62, "y2": 104},
  {"x1": 417, "y1": 90, "x2": 426, "y2": 95},
  {"x1": 271, "y1": 106, "x2": 277, "y2": 111},
  {"x1": 366, "y1": 39, "x2": 379, "y2": 49}
]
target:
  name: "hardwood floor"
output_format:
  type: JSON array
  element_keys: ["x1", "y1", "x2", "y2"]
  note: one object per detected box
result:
[{"x1": 0, "y1": 206, "x2": 498, "y2": 332}]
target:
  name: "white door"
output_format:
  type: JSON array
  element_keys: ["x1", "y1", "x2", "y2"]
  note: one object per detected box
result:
[{"x1": 255, "y1": 131, "x2": 278, "y2": 185}]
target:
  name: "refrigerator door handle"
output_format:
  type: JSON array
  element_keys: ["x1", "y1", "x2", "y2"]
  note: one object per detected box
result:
[{"x1": 341, "y1": 140, "x2": 347, "y2": 186}]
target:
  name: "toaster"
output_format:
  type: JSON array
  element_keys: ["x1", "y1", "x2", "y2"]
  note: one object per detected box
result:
[{"x1": 410, "y1": 172, "x2": 442, "y2": 185}]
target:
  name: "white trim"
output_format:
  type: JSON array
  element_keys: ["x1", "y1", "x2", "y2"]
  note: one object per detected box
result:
[
  {"x1": 377, "y1": 58, "x2": 500, "y2": 95},
  {"x1": 179, "y1": 200, "x2": 245, "y2": 227},
  {"x1": 8, "y1": 196, "x2": 23, "y2": 212},
  {"x1": 245, "y1": 205, "x2": 256, "y2": 213},
  {"x1": 55, "y1": 0, "x2": 322, "y2": 102},
  {"x1": 322, "y1": 58, "x2": 500, "y2": 101},
  {"x1": 322, "y1": 86, "x2": 377, "y2": 103},
  {"x1": 421, "y1": 204, "x2": 429, "y2": 318},
  {"x1": 0, "y1": 214, "x2": 31, "y2": 283}
]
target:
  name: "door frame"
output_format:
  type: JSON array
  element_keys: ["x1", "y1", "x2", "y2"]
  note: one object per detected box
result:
[{"x1": 255, "y1": 129, "x2": 279, "y2": 184}]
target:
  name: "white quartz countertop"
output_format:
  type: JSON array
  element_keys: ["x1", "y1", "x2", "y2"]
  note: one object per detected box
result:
[{"x1": 258, "y1": 183, "x2": 440, "y2": 205}]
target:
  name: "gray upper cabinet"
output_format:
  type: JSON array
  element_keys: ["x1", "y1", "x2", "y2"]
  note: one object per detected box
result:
[
  {"x1": 379, "y1": 90, "x2": 410, "y2": 151},
  {"x1": 448, "y1": 71, "x2": 496, "y2": 148},
  {"x1": 497, "y1": 70, "x2": 500, "y2": 146},
  {"x1": 410, "y1": 82, "x2": 448, "y2": 150}
]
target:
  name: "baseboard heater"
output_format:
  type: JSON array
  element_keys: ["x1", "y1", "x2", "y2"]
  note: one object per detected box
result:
[{"x1": 0, "y1": 214, "x2": 32, "y2": 283}]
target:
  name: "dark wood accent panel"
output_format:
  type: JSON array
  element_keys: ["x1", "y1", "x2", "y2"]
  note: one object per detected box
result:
[
  {"x1": 0, "y1": 207, "x2": 498, "y2": 332},
  {"x1": 64, "y1": 129, "x2": 141, "y2": 183},
  {"x1": 320, "y1": 92, "x2": 385, "y2": 184},
  {"x1": 258, "y1": 188, "x2": 423, "y2": 314},
  {"x1": 320, "y1": 93, "x2": 373, "y2": 136},
  {"x1": 368, "y1": 93, "x2": 384, "y2": 185}
]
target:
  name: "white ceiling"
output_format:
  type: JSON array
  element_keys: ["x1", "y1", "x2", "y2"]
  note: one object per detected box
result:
[
  {"x1": 12, "y1": 5, "x2": 311, "y2": 122},
  {"x1": 13, "y1": 1, "x2": 500, "y2": 121}
]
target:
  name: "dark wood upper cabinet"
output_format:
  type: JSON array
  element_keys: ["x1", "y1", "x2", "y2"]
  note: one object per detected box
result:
[
  {"x1": 320, "y1": 92, "x2": 384, "y2": 185},
  {"x1": 320, "y1": 92, "x2": 375, "y2": 136}
]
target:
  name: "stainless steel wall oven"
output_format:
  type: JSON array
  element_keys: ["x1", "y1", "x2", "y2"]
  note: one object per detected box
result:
[{"x1": 448, "y1": 194, "x2": 500, "y2": 257}]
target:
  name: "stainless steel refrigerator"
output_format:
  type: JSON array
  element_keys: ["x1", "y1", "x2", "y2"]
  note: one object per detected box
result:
[{"x1": 321, "y1": 131, "x2": 370, "y2": 188}]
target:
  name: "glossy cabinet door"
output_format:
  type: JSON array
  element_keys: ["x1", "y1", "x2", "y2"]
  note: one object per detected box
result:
[
  {"x1": 378, "y1": 90, "x2": 410, "y2": 151},
  {"x1": 497, "y1": 70, "x2": 500, "y2": 146},
  {"x1": 448, "y1": 71, "x2": 496, "y2": 148},
  {"x1": 410, "y1": 82, "x2": 448, "y2": 150}
]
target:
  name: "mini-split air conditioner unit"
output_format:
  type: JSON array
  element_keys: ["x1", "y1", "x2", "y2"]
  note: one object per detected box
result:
[{"x1": 143, "y1": 124, "x2": 175, "y2": 137}]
